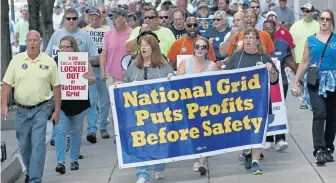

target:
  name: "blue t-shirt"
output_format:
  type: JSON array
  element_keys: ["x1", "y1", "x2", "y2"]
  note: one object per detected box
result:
[
  {"x1": 45, "y1": 28, "x2": 99, "y2": 58},
  {"x1": 307, "y1": 33, "x2": 336, "y2": 71},
  {"x1": 204, "y1": 27, "x2": 231, "y2": 60},
  {"x1": 272, "y1": 39, "x2": 292, "y2": 84}
]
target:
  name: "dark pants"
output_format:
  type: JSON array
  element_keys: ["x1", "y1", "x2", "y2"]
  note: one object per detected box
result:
[
  {"x1": 266, "y1": 84, "x2": 288, "y2": 143},
  {"x1": 308, "y1": 85, "x2": 336, "y2": 154},
  {"x1": 19, "y1": 45, "x2": 27, "y2": 53}
]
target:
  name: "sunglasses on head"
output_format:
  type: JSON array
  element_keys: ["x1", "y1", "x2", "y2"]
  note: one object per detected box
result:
[
  {"x1": 159, "y1": 16, "x2": 169, "y2": 19},
  {"x1": 144, "y1": 16, "x2": 157, "y2": 20},
  {"x1": 319, "y1": 16, "x2": 332, "y2": 22},
  {"x1": 195, "y1": 44, "x2": 208, "y2": 50},
  {"x1": 187, "y1": 23, "x2": 198, "y2": 28},
  {"x1": 66, "y1": 17, "x2": 78, "y2": 21}
]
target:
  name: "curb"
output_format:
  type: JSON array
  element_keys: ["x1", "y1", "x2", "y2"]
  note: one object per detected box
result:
[{"x1": 1, "y1": 157, "x2": 22, "y2": 183}]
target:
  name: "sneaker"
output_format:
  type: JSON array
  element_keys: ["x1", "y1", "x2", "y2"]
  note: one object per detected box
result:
[
  {"x1": 198, "y1": 165, "x2": 207, "y2": 176},
  {"x1": 100, "y1": 129, "x2": 110, "y2": 139},
  {"x1": 86, "y1": 132, "x2": 97, "y2": 143},
  {"x1": 275, "y1": 140, "x2": 289, "y2": 152},
  {"x1": 55, "y1": 162, "x2": 66, "y2": 174},
  {"x1": 50, "y1": 139, "x2": 55, "y2": 146},
  {"x1": 251, "y1": 162, "x2": 263, "y2": 175},
  {"x1": 136, "y1": 177, "x2": 148, "y2": 183},
  {"x1": 325, "y1": 148, "x2": 334, "y2": 162},
  {"x1": 155, "y1": 171, "x2": 166, "y2": 180},
  {"x1": 264, "y1": 142, "x2": 273, "y2": 150},
  {"x1": 70, "y1": 161, "x2": 79, "y2": 170},
  {"x1": 193, "y1": 161, "x2": 200, "y2": 172},
  {"x1": 79, "y1": 154, "x2": 84, "y2": 159},
  {"x1": 24, "y1": 175, "x2": 29, "y2": 183},
  {"x1": 315, "y1": 149, "x2": 326, "y2": 165},
  {"x1": 244, "y1": 153, "x2": 252, "y2": 169},
  {"x1": 238, "y1": 153, "x2": 245, "y2": 161}
]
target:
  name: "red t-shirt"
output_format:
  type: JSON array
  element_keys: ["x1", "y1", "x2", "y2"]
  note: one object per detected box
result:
[{"x1": 275, "y1": 26, "x2": 295, "y2": 49}]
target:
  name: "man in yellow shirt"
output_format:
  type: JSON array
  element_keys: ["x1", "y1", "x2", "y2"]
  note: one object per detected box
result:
[{"x1": 1, "y1": 30, "x2": 61, "y2": 183}]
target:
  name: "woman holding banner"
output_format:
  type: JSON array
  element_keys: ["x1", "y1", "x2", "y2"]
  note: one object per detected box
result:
[
  {"x1": 168, "y1": 36, "x2": 218, "y2": 176},
  {"x1": 114, "y1": 31, "x2": 174, "y2": 183},
  {"x1": 225, "y1": 28, "x2": 279, "y2": 175},
  {"x1": 292, "y1": 9, "x2": 336, "y2": 165},
  {"x1": 262, "y1": 19, "x2": 298, "y2": 152},
  {"x1": 54, "y1": 36, "x2": 96, "y2": 174}
]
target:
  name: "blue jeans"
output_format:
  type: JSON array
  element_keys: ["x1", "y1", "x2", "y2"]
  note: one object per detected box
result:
[
  {"x1": 19, "y1": 45, "x2": 26, "y2": 53},
  {"x1": 87, "y1": 67, "x2": 110, "y2": 133},
  {"x1": 14, "y1": 101, "x2": 53, "y2": 183},
  {"x1": 55, "y1": 110, "x2": 86, "y2": 162},
  {"x1": 136, "y1": 164, "x2": 165, "y2": 181}
]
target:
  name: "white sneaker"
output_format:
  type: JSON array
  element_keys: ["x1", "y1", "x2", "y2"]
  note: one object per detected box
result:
[
  {"x1": 193, "y1": 161, "x2": 200, "y2": 172},
  {"x1": 264, "y1": 142, "x2": 273, "y2": 150},
  {"x1": 136, "y1": 177, "x2": 147, "y2": 183},
  {"x1": 275, "y1": 140, "x2": 289, "y2": 152},
  {"x1": 154, "y1": 171, "x2": 166, "y2": 180}
]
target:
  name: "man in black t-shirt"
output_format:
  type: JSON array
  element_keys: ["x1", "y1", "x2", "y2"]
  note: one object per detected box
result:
[{"x1": 170, "y1": 9, "x2": 187, "y2": 39}]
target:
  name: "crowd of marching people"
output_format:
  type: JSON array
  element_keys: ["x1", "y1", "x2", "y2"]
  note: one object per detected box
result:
[{"x1": 1, "y1": 0, "x2": 336, "y2": 183}]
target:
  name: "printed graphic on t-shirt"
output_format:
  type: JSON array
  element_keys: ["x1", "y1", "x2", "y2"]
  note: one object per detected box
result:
[
  {"x1": 52, "y1": 45, "x2": 60, "y2": 59},
  {"x1": 84, "y1": 27, "x2": 108, "y2": 54}
]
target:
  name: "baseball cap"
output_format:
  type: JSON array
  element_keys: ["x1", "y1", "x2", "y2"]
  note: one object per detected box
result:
[
  {"x1": 55, "y1": 5, "x2": 61, "y2": 9},
  {"x1": 197, "y1": 2, "x2": 209, "y2": 9},
  {"x1": 90, "y1": 8, "x2": 101, "y2": 16},
  {"x1": 301, "y1": 3, "x2": 314, "y2": 11},
  {"x1": 111, "y1": 8, "x2": 128, "y2": 18},
  {"x1": 266, "y1": 11, "x2": 277, "y2": 18}
]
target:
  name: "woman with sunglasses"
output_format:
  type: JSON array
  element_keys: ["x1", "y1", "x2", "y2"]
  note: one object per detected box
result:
[
  {"x1": 292, "y1": 9, "x2": 336, "y2": 165},
  {"x1": 225, "y1": 28, "x2": 279, "y2": 175},
  {"x1": 54, "y1": 36, "x2": 95, "y2": 174},
  {"x1": 114, "y1": 31, "x2": 174, "y2": 183},
  {"x1": 169, "y1": 37, "x2": 218, "y2": 176}
]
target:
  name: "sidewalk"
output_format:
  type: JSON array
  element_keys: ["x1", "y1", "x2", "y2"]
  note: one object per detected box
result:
[{"x1": 13, "y1": 92, "x2": 336, "y2": 183}]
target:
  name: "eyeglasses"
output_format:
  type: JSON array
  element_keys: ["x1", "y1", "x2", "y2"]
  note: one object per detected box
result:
[
  {"x1": 59, "y1": 45, "x2": 72, "y2": 49},
  {"x1": 159, "y1": 16, "x2": 169, "y2": 19},
  {"x1": 302, "y1": 9, "x2": 312, "y2": 13},
  {"x1": 250, "y1": 6, "x2": 260, "y2": 9},
  {"x1": 186, "y1": 23, "x2": 198, "y2": 28},
  {"x1": 144, "y1": 66, "x2": 148, "y2": 80},
  {"x1": 65, "y1": 17, "x2": 78, "y2": 21},
  {"x1": 319, "y1": 16, "x2": 332, "y2": 22},
  {"x1": 213, "y1": 18, "x2": 223, "y2": 22},
  {"x1": 144, "y1": 16, "x2": 157, "y2": 20},
  {"x1": 195, "y1": 44, "x2": 208, "y2": 50}
]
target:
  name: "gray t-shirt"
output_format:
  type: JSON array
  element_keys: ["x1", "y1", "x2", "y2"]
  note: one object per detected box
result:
[
  {"x1": 273, "y1": 6, "x2": 295, "y2": 24},
  {"x1": 45, "y1": 28, "x2": 99, "y2": 58},
  {"x1": 122, "y1": 61, "x2": 174, "y2": 83}
]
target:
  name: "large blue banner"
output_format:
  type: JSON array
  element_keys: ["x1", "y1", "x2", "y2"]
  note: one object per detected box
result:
[{"x1": 110, "y1": 66, "x2": 270, "y2": 168}]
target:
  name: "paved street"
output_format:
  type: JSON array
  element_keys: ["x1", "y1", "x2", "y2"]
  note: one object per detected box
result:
[{"x1": 12, "y1": 83, "x2": 336, "y2": 183}]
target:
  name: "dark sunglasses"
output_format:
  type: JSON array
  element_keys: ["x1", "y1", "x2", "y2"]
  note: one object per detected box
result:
[
  {"x1": 144, "y1": 66, "x2": 148, "y2": 80},
  {"x1": 187, "y1": 23, "x2": 198, "y2": 28},
  {"x1": 319, "y1": 16, "x2": 332, "y2": 22},
  {"x1": 144, "y1": 16, "x2": 157, "y2": 20},
  {"x1": 213, "y1": 18, "x2": 223, "y2": 22},
  {"x1": 66, "y1": 17, "x2": 78, "y2": 21},
  {"x1": 195, "y1": 44, "x2": 208, "y2": 50},
  {"x1": 159, "y1": 16, "x2": 169, "y2": 19},
  {"x1": 302, "y1": 9, "x2": 312, "y2": 13},
  {"x1": 250, "y1": 6, "x2": 260, "y2": 9}
]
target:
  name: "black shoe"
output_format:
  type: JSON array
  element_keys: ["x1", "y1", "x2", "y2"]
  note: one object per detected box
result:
[
  {"x1": 50, "y1": 139, "x2": 55, "y2": 146},
  {"x1": 244, "y1": 152, "x2": 252, "y2": 169},
  {"x1": 55, "y1": 163, "x2": 66, "y2": 174},
  {"x1": 260, "y1": 153, "x2": 264, "y2": 160},
  {"x1": 79, "y1": 154, "x2": 84, "y2": 159},
  {"x1": 24, "y1": 175, "x2": 29, "y2": 183},
  {"x1": 315, "y1": 149, "x2": 326, "y2": 165},
  {"x1": 325, "y1": 148, "x2": 334, "y2": 162},
  {"x1": 86, "y1": 132, "x2": 97, "y2": 143},
  {"x1": 70, "y1": 161, "x2": 79, "y2": 170},
  {"x1": 100, "y1": 129, "x2": 110, "y2": 139}
]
